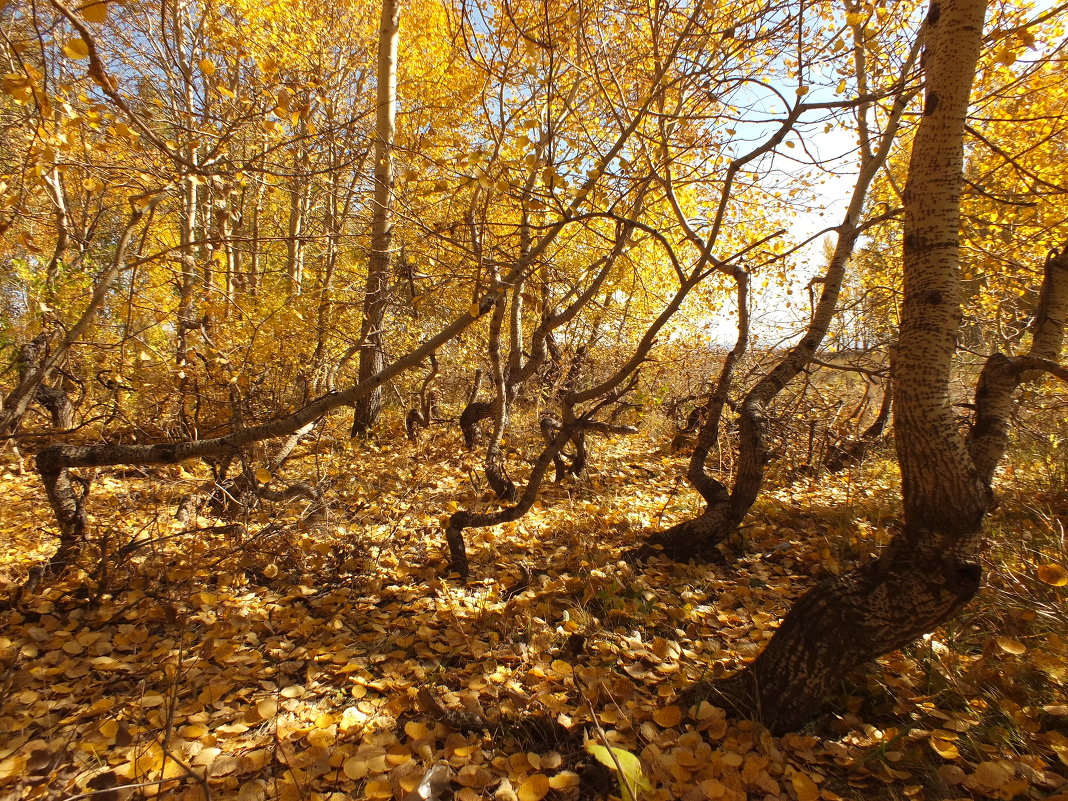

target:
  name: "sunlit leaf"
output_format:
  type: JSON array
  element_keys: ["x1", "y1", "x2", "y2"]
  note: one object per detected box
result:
[
  {"x1": 62, "y1": 39, "x2": 90, "y2": 60},
  {"x1": 585, "y1": 741, "x2": 651, "y2": 801},
  {"x1": 517, "y1": 774, "x2": 549, "y2": 801},
  {"x1": 80, "y1": 2, "x2": 109, "y2": 23},
  {"x1": 1037, "y1": 563, "x2": 1068, "y2": 586},
  {"x1": 995, "y1": 636, "x2": 1026, "y2": 655},
  {"x1": 652, "y1": 705, "x2": 682, "y2": 727},
  {"x1": 789, "y1": 771, "x2": 820, "y2": 801}
]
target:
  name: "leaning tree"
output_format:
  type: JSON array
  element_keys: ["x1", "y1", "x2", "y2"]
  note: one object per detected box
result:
[{"x1": 692, "y1": 0, "x2": 1068, "y2": 733}]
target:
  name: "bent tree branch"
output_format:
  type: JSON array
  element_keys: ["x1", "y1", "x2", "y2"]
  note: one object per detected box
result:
[
  {"x1": 647, "y1": 22, "x2": 925, "y2": 561},
  {"x1": 693, "y1": 0, "x2": 998, "y2": 734},
  {"x1": 31, "y1": 279, "x2": 515, "y2": 578}
]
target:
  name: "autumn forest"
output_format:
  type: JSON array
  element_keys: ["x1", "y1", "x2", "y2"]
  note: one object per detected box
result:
[{"x1": 1, "y1": 0, "x2": 1067, "y2": 798}]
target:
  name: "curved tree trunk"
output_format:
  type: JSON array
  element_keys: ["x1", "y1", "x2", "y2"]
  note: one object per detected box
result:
[
  {"x1": 647, "y1": 17, "x2": 923, "y2": 561},
  {"x1": 695, "y1": 0, "x2": 995, "y2": 734},
  {"x1": 823, "y1": 378, "x2": 892, "y2": 473}
]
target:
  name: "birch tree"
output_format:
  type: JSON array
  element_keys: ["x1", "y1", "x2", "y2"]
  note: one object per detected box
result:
[{"x1": 694, "y1": 0, "x2": 1068, "y2": 734}]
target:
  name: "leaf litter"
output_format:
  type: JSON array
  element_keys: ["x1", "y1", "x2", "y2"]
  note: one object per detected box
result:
[{"x1": 0, "y1": 422, "x2": 1065, "y2": 801}]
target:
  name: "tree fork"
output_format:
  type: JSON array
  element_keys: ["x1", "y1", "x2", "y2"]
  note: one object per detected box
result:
[
  {"x1": 694, "y1": 0, "x2": 991, "y2": 733},
  {"x1": 643, "y1": 21, "x2": 923, "y2": 562},
  {"x1": 693, "y1": 539, "x2": 981, "y2": 734}
]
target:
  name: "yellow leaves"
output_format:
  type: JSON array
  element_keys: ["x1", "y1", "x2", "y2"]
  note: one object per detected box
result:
[
  {"x1": 255, "y1": 698, "x2": 278, "y2": 719},
  {"x1": 995, "y1": 47, "x2": 1018, "y2": 67},
  {"x1": 79, "y1": 2, "x2": 109, "y2": 24},
  {"x1": 179, "y1": 723, "x2": 207, "y2": 738},
  {"x1": 343, "y1": 755, "x2": 369, "y2": 780},
  {"x1": 0, "y1": 753, "x2": 26, "y2": 780},
  {"x1": 199, "y1": 58, "x2": 217, "y2": 77},
  {"x1": 274, "y1": 88, "x2": 291, "y2": 115},
  {"x1": 1049, "y1": 731, "x2": 1068, "y2": 767},
  {"x1": 62, "y1": 39, "x2": 90, "y2": 60},
  {"x1": 1037, "y1": 562, "x2": 1068, "y2": 586},
  {"x1": 516, "y1": 773, "x2": 550, "y2": 801},
  {"x1": 2, "y1": 72, "x2": 33, "y2": 103},
  {"x1": 699, "y1": 778, "x2": 727, "y2": 798},
  {"x1": 548, "y1": 771, "x2": 580, "y2": 789},
  {"x1": 652, "y1": 704, "x2": 682, "y2": 728},
  {"x1": 363, "y1": 778, "x2": 393, "y2": 798},
  {"x1": 255, "y1": 468, "x2": 273, "y2": 484},
  {"x1": 994, "y1": 636, "x2": 1026, "y2": 655},
  {"x1": 788, "y1": 769, "x2": 820, "y2": 801},
  {"x1": 468, "y1": 303, "x2": 481, "y2": 318},
  {"x1": 585, "y1": 741, "x2": 651, "y2": 801},
  {"x1": 929, "y1": 730, "x2": 960, "y2": 759}
]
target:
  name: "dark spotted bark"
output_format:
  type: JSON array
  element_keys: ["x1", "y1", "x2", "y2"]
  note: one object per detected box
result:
[
  {"x1": 351, "y1": 0, "x2": 400, "y2": 436},
  {"x1": 697, "y1": 0, "x2": 996, "y2": 732},
  {"x1": 702, "y1": 536, "x2": 981, "y2": 733},
  {"x1": 460, "y1": 401, "x2": 493, "y2": 449},
  {"x1": 405, "y1": 355, "x2": 439, "y2": 441}
]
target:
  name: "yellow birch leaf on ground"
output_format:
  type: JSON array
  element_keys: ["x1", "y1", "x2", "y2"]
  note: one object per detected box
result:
[
  {"x1": 700, "y1": 778, "x2": 726, "y2": 798},
  {"x1": 63, "y1": 39, "x2": 90, "y2": 59},
  {"x1": 995, "y1": 636, "x2": 1026, "y2": 655},
  {"x1": 210, "y1": 755, "x2": 240, "y2": 777},
  {"x1": 404, "y1": 721, "x2": 431, "y2": 740},
  {"x1": 653, "y1": 705, "x2": 682, "y2": 727},
  {"x1": 517, "y1": 774, "x2": 550, "y2": 801},
  {"x1": 256, "y1": 699, "x2": 277, "y2": 719},
  {"x1": 585, "y1": 742, "x2": 651, "y2": 801},
  {"x1": 548, "y1": 771, "x2": 580, "y2": 789},
  {"x1": 0, "y1": 755, "x2": 27, "y2": 780},
  {"x1": 971, "y1": 760, "x2": 1015, "y2": 789},
  {"x1": 1048, "y1": 731, "x2": 1068, "y2": 767},
  {"x1": 1037, "y1": 563, "x2": 1068, "y2": 586},
  {"x1": 363, "y1": 778, "x2": 392, "y2": 798},
  {"x1": 789, "y1": 771, "x2": 819, "y2": 801},
  {"x1": 80, "y1": 2, "x2": 108, "y2": 23},
  {"x1": 930, "y1": 736, "x2": 960, "y2": 759},
  {"x1": 343, "y1": 757, "x2": 368, "y2": 780},
  {"x1": 255, "y1": 468, "x2": 273, "y2": 484},
  {"x1": 238, "y1": 780, "x2": 267, "y2": 801}
]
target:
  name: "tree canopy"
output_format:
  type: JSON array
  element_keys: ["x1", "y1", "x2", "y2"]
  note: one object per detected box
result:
[{"x1": 1, "y1": 0, "x2": 1067, "y2": 798}]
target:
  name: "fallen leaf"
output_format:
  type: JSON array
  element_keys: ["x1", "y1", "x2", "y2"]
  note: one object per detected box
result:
[{"x1": 517, "y1": 774, "x2": 549, "y2": 801}]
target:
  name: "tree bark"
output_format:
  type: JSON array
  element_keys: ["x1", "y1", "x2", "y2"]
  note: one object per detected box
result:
[
  {"x1": 352, "y1": 0, "x2": 401, "y2": 435},
  {"x1": 696, "y1": 0, "x2": 992, "y2": 734}
]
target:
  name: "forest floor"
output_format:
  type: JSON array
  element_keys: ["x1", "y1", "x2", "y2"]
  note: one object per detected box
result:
[{"x1": 0, "y1": 418, "x2": 1066, "y2": 801}]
